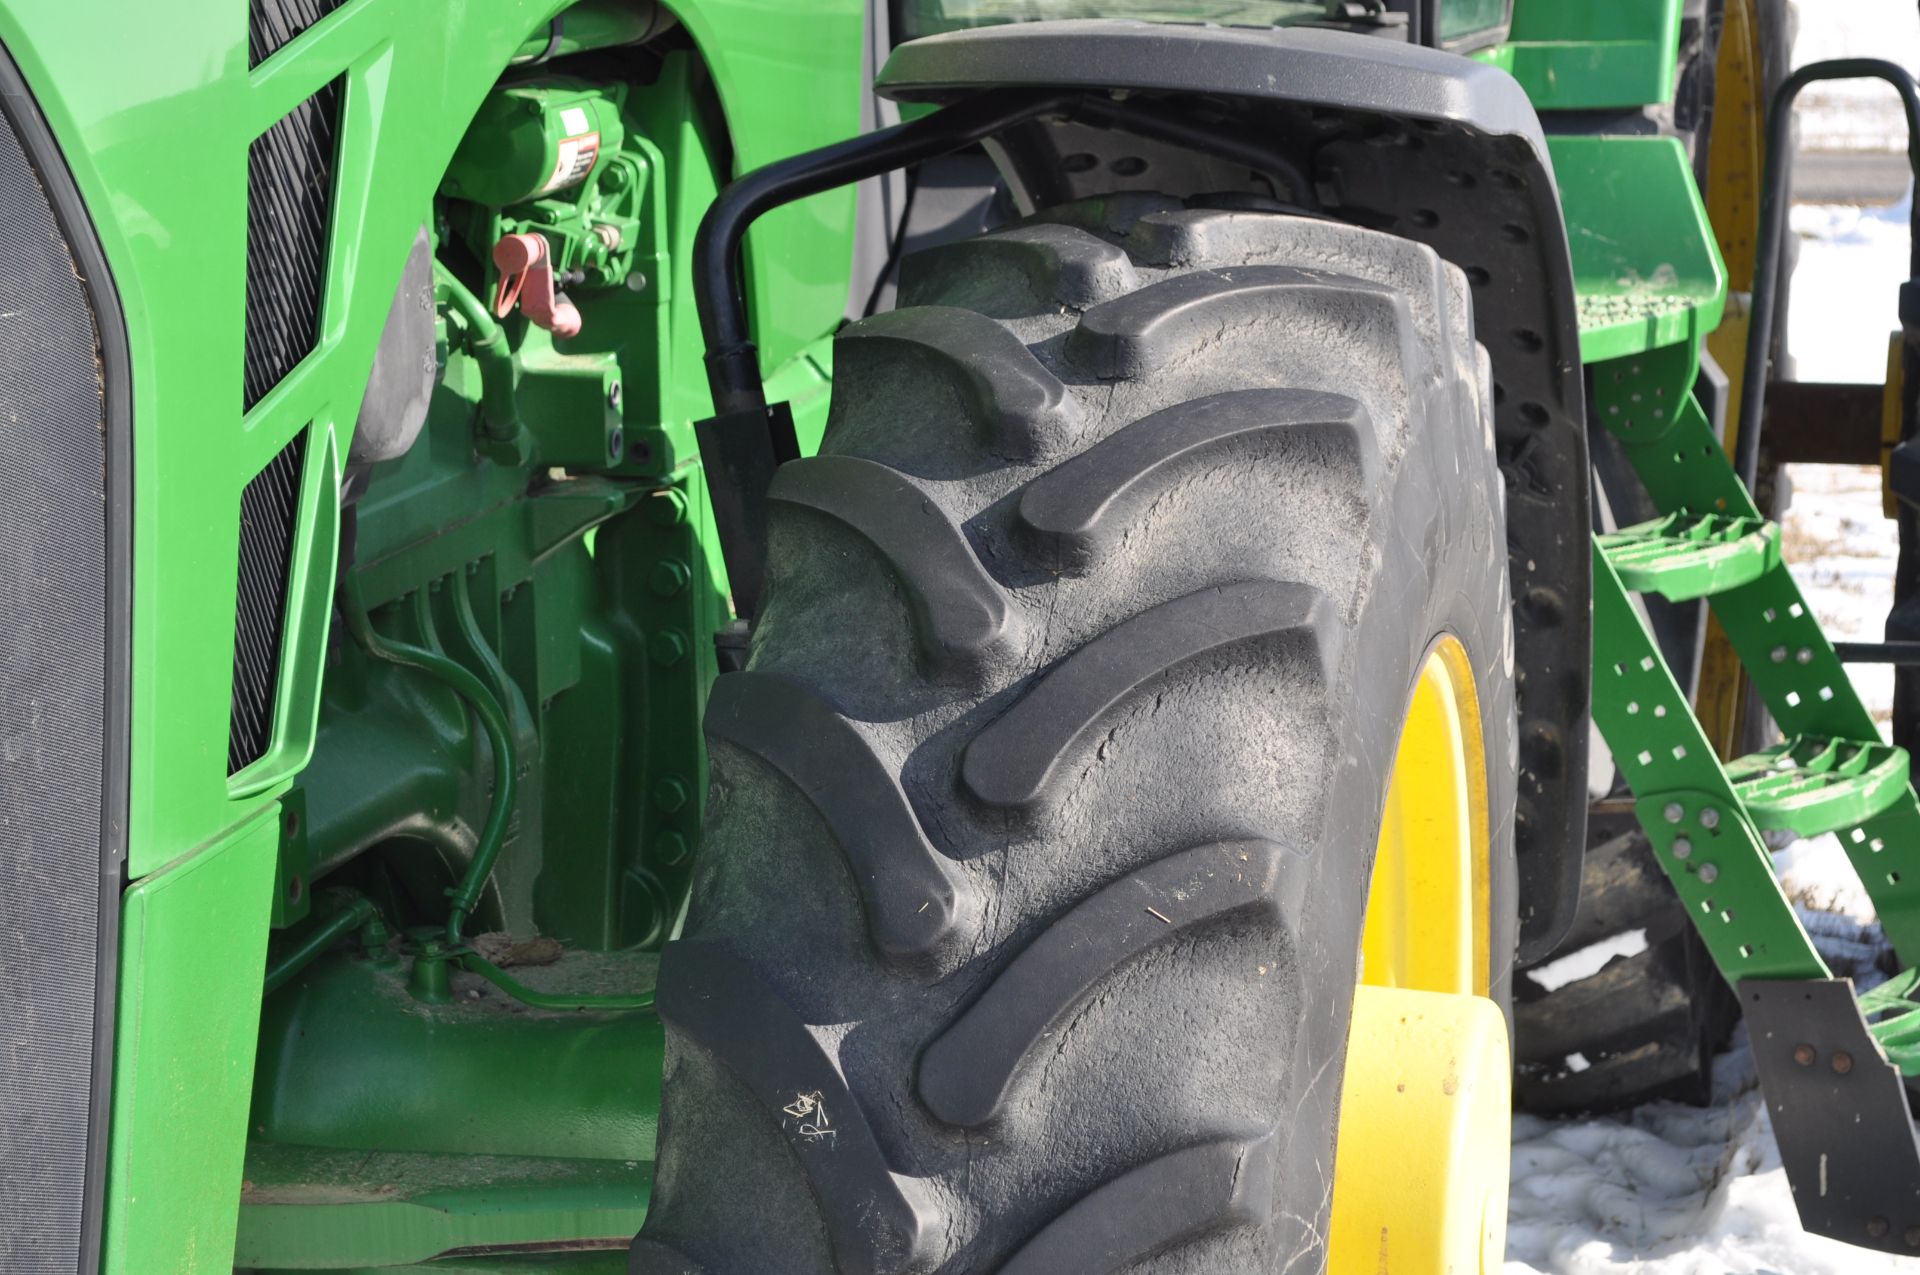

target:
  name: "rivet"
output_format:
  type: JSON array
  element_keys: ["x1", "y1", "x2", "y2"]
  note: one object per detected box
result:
[
  {"x1": 1698, "y1": 863, "x2": 1719, "y2": 884},
  {"x1": 1797, "y1": 647, "x2": 1813, "y2": 664},
  {"x1": 1793, "y1": 1043, "x2": 1816, "y2": 1066},
  {"x1": 1664, "y1": 802, "x2": 1685, "y2": 824},
  {"x1": 1771, "y1": 646, "x2": 1788, "y2": 663},
  {"x1": 1870, "y1": 1217, "x2": 1891, "y2": 1239},
  {"x1": 1672, "y1": 837, "x2": 1692, "y2": 860},
  {"x1": 1700, "y1": 808, "x2": 1721, "y2": 830},
  {"x1": 1833, "y1": 1050, "x2": 1854, "y2": 1075}
]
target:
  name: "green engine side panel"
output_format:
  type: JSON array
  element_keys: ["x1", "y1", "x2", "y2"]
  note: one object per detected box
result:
[
  {"x1": 0, "y1": 0, "x2": 869, "y2": 1270},
  {"x1": 101, "y1": 811, "x2": 279, "y2": 1274}
]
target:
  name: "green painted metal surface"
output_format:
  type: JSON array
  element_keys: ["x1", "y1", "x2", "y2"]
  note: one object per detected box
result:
[
  {"x1": 103, "y1": 810, "x2": 280, "y2": 1274},
  {"x1": 1598, "y1": 512, "x2": 1781, "y2": 602},
  {"x1": 1480, "y1": 0, "x2": 1682, "y2": 110},
  {"x1": 1549, "y1": 134, "x2": 1728, "y2": 363},
  {"x1": 1588, "y1": 337, "x2": 1920, "y2": 989},
  {"x1": 235, "y1": 1145, "x2": 647, "y2": 1270}
]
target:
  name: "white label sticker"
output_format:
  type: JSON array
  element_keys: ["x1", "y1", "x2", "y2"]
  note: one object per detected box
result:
[
  {"x1": 538, "y1": 131, "x2": 601, "y2": 196},
  {"x1": 559, "y1": 106, "x2": 591, "y2": 136}
]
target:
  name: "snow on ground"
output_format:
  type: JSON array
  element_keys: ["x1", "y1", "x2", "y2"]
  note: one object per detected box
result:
[{"x1": 1503, "y1": 55, "x2": 1920, "y2": 1269}]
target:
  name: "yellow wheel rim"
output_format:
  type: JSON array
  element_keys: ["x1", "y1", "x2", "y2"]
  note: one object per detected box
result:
[{"x1": 1328, "y1": 637, "x2": 1511, "y2": 1274}]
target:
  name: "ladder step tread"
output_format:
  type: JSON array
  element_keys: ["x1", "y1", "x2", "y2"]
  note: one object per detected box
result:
[
  {"x1": 1726, "y1": 734, "x2": 1911, "y2": 835},
  {"x1": 1598, "y1": 511, "x2": 1781, "y2": 601}
]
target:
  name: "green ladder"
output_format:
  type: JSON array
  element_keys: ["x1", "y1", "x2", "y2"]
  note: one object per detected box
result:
[{"x1": 1590, "y1": 341, "x2": 1920, "y2": 1043}]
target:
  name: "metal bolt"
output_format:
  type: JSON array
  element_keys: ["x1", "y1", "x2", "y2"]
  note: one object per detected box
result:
[
  {"x1": 1698, "y1": 862, "x2": 1719, "y2": 884},
  {"x1": 1664, "y1": 802, "x2": 1685, "y2": 824},
  {"x1": 1771, "y1": 646, "x2": 1788, "y2": 663},
  {"x1": 1793, "y1": 1043, "x2": 1816, "y2": 1066},
  {"x1": 649, "y1": 488, "x2": 688, "y2": 526},
  {"x1": 653, "y1": 776, "x2": 690, "y2": 813},
  {"x1": 655, "y1": 829, "x2": 690, "y2": 866},
  {"x1": 1870, "y1": 1217, "x2": 1891, "y2": 1239},
  {"x1": 1832, "y1": 1050, "x2": 1855, "y2": 1075},
  {"x1": 650, "y1": 559, "x2": 691, "y2": 597},
  {"x1": 625, "y1": 272, "x2": 649, "y2": 293},
  {"x1": 1700, "y1": 808, "x2": 1720, "y2": 830},
  {"x1": 1671, "y1": 837, "x2": 1692, "y2": 860},
  {"x1": 649, "y1": 629, "x2": 688, "y2": 666},
  {"x1": 1797, "y1": 647, "x2": 1814, "y2": 664}
]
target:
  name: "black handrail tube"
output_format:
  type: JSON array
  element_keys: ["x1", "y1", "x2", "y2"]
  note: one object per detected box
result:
[{"x1": 1739, "y1": 59, "x2": 1920, "y2": 494}]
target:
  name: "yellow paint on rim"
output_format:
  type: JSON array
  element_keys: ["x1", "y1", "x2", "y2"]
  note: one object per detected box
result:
[{"x1": 1327, "y1": 637, "x2": 1511, "y2": 1273}]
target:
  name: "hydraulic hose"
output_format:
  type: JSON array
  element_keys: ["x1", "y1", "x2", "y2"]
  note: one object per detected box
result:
[
  {"x1": 264, "y1": 890, "x2": 380, "y2": 994},
  {"x1": 434, "y1": 260, "x2": 523, "y2": 446},
  {"x1": 339, "y1": 574, "x2": 517, "y2": 945}
]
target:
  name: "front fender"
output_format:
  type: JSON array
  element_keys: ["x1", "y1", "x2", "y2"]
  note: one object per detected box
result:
[{"x1": 881, "y1": 20, "x2": 1590, "y2": 962}]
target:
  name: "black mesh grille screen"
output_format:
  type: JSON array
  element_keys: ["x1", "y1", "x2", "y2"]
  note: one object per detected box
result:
[
  {"x1": 229, "y1": 432, "x2": 306, "y2": 773},
  {"x1": 0, "y1": 78, "x2": 109, "y2": 1274},
  {"x1": 250, "y1": 0, "x2": 346, "y2": 67},
  {"x1": 244, "y1": 80, "x2": 339, "y2": 411}
]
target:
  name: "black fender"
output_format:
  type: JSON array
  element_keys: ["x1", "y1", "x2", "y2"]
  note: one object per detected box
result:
[{"x1": 880, "y1": 20, "x2": 1588, "y2": 963}]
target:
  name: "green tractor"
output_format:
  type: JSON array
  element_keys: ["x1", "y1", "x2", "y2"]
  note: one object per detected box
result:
[{"x1": 4, "y1": 0, "x2": 1917, "y2": 1269}]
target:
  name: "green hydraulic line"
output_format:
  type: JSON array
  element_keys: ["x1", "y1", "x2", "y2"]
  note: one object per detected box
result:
[
  {"x1": 459, "y1": 951, "x2": 655, "y2": 1012},
  {"x1": 264, "y1": 891, "x2": 380, "y2": 995},
  {"x1": 434, "y1": 259, "x2": 522, "y2": 447},
  {"x1": 340, "y1": 574, "x2": 517, "y2": 945}
]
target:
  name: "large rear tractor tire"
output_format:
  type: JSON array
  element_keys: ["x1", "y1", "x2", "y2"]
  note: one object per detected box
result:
[{"x1": 633, "y1": 195, "x2": 1519, "y2": 1273}]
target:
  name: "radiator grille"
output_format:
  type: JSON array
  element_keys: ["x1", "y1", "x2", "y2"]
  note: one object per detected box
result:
[
  {"x1": 244, "y1": 80, "x2": 339, "y2": 411},
  {"x1": 229, "y1": 433, "x2": 307, "y2": 774},
  {"x1": 250, "y1": 0, "x2": 346, "y2": 66}
]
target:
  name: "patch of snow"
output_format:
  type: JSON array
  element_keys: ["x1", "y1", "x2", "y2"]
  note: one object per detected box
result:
[
  {"x1": 1787, "y1": 196, "x2": 1911, "y2": 384},
  {"x1": 1527, "y1": 930, "x2": 1651, "y2": 993}
]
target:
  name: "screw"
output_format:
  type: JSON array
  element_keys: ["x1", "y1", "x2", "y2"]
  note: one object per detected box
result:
[
  {"x1": 1698, "y1": 863, "x2": 1719, "y2": 884},
  {"x1": 1793, "y1": 1043, "x2": 1816, "y2": 1066},
  {"x1": 650, "y1": 559, "x2": 690, "y2": 597},
  {"x1": 1797, "y1": 647, "x2": 1813, "y2": 664},
  {"x1": 649, "y1": 629, "x2": 688, "y2": 666},
  {"x1": 1664, "y1": 802, "x2": 1685, "y2": 824},
  {"x1": 653, "y1": 776, "x2": 690, "y2": 813},
  {"x1": 1871, "y1": 1217, "x2": 1891, "y2": 1239},
  {"x1": 1771, "y1": 646, "x2": 1788, "y2": 663},
  {"x1": 1700, "y1": 808, "x2": 1720, "y2": 830},
  {"x1": 1672, "y1": 837, "x2": 1693, "y2": 860},
  {"x1": 1832, "y1": 1050, "x2": 1855, "y2": 1075},
  {"x1": 655, "y1": 829, "x2": 690, "y2": 866}
]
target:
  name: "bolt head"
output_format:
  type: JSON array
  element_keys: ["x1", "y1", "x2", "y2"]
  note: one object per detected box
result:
[
  {"x1": 1832, "y1": 1050, "x2": 1855, "y2": 1075},
  {"x1": 1797, "y1": 647, "x2": 1814, "y2": 664},
  {"x1": 1771, "y1": 646, "x2": 1788, "y2": 663},
  {"x1": 1700, "y1": 808, "x2": 1720, "y2": 830},
  {"x1": 1698, "y1": 862, "x2": 1719, "y2": 884},
  {"x1": 1664, "y1": 802, "x2": 1685, "y2": 824},
  {"x1": 1794, "y1": 1043, "x2": 1817, "y2": 1066},
  {"x1": 1672, "y1": 837, "x2": 1692, "y2": 860}
]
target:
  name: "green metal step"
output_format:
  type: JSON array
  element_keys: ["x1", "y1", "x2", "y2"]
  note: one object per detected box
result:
[
  {"x1": 1724, "y1": 735, "x2": 1912, "y2": 837},
  {"x1": 1598, "y1": 512, "x2": 1782, "y2": 601}
]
